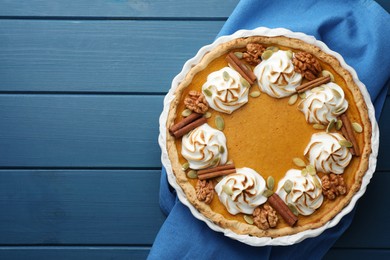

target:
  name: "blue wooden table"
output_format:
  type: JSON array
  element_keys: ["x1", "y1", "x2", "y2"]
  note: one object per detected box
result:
[{"x1": 0, "y1": 1, "x2": 389, "y2": 259}]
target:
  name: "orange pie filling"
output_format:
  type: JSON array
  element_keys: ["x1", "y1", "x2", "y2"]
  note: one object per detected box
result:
[{"x1": 166, "y1": 37, "x2": 371, "y2": 237}]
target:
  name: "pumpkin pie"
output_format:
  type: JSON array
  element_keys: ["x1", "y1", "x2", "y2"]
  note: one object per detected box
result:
[{"x1": 161, "y1": 28, "x2": 375, "y2": 244}]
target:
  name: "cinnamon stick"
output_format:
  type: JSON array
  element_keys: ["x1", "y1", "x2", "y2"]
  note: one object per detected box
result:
[
  {"x1": 340, "y1": 113, "x2": 360, "y2": 156},
  {"x1": 169, "y1": 112, "x2": 202, "y2": 135},
  {"x1": 198, "y1": 169, "x2": 236, "y2": 180},
  {"x1": 198, "y1": 164, "x2": 236, "y2": 175},
  {"x1": 267, "y1": 193, "x2": 298, "y2": 227},
  {"x1": 172, "y1": 117, "x2": 207, "y2": 138},
  {"x1": 226, "y1": 52, "x2": 256, "y2": 84},
  {"x1": 295, "y1": 75, "x2": 331, "y2": 93}
]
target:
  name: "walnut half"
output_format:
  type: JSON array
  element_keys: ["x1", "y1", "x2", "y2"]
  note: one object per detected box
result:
[
  {"x1": 184, "y1": 91, "x2": 208, "y2": 114},
  {"x1": 321, "y1": 173, "x2": 347, "y2": 200},
  {"x1": 253, "y1": 204, "x2": 278, "y2": 230},
  {"x1": 196, "y1": 179, "x2": 214, "y2": 204},
  {"x1": 292, "y1": 51, "x2": 322, "y2": 81},
  {"x1": 243, "y1": 43, "x2": 265, "y2": 65}
]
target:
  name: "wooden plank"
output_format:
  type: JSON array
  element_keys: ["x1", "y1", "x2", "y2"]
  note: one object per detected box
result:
[
  {"x1": 333, "y1": 171, "x2": 390, "y2": 248},
  {"x1": 0, "y1": 247, "x2": 389, "y2": 260},
  {"x1": 376, "y1": 95, "x2": 390, "y2": 171},
  {"x1": 0, "y1": 170, "x2": 165, "y2": 245},
  {"x1": 0, "y1": 20, "x2": 388, "y2": 99},
  {"x1": 0, "y1": 0, "x2": 238, "y2": 18},
  {"x1": 0, "y1": 169, "x2": 389, "y2": 247},
  {"x1": 0, "y1": 246, "x2": 150, "y2": 260},
  {"x1": 0, "y1": 0, "x2": 388, "y2": 18},
  {"x1": 0, "y1": 95, "x2": 163, "y2": 168},
  {"x1": 325, "y1": 249, "x2": 390, "y2": 259},
  {"x1": 0, "y1": 20, "x2": 224, "y2": 93},
  {"x1": 0, "y1": 95, "x2": 388, "y2": 169},
  {"x1": 376, "y1": 0, "x2": 390, "y2": 12}
]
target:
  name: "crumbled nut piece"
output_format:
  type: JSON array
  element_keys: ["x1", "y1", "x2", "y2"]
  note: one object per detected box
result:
[
  {"x1": 292, "y1": 51, "x2": 322, "y2": 81},
  {"x1": 253, "y1": 204, "x2": 278, "y2": 230},
  {"x1": 196, "y1": 179, "x2": 214, "y2": 204},
  {"x1": 243, "y1": 43, "x2": 265, "y2": 65},
  {"x1": 321, "y1": 173, "x2": 347, "y2": 200},
  {"x1": 184, "y1": 91, "x2": 208, "y2": 114}
]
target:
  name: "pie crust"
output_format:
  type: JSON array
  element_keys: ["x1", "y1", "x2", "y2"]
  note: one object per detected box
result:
[{"x1": 160, "y1": 28, "x2": 377, "y2": 245}]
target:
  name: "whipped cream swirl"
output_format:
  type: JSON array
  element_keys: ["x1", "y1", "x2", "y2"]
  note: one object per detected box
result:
[
  {"x1": 202, "y1": 67, "x2": 249, "y2": 114},
  {"x1": 277, "y1": 169, "x2": 323, "y2": 216},
  {"x1": 254, "y1": 50, "x2": 302, "y2": 98},
  {"x1": 304, "y1": 132, "x2": 352, "y2": 174},
  {"x1": 181, "y1": 123, "x2": 227, "y2": 170},
  {"x1": 215, "y1": 167, "x2": 267, "y2": 215},
  {"x1": 298, "y1": 82, "x2": 348, "y2": 125}
]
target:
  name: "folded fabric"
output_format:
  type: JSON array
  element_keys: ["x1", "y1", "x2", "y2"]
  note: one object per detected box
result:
[{"x1": 149, "y1": 0, "x2": 390, "y2": 259}]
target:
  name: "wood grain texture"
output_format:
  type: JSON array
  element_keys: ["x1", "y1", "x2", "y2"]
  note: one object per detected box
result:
[
  {"x1": 0, "y1": 247, "x2": 389, "y2": 260},
  {"x1": 0, "y1": 20, "x2": 223, "y2": 93},
  {"x1": 0, "y1": 95, "x2": 163, "y2": 168},
  {"x1": 0, "y1": 0, "x2": 389, "y2": 257},
  {"x1": 0, "y1": 0, "x2": 388, "y2": 18},
  {"x1": 324, "y1": 249, "x2": 390, "y2": 259},
  {"x1": 0, "y1": 0, "x2": 238, "y2": 18},
  {"x1": 0, "y1": 170, "x2": 165, "y2": 245},
  {"x1": 334, "y1": 171, "x2": 390, "y2": 248},
  {"x1": 0, "y1": 20, "x2": 388, "y2": 95},
  {"x1": 376, "y1": 94, "x2": 390, "y2": 171},
  {"x1": 0, "y1": 246, "x2": 150, "y2": 260},
  {"x1": 0, "y1": 95, "x2": 388, "y2": 170},
  {"x1": 0, "y1": 169, "x2": 388, "y2": 247}
]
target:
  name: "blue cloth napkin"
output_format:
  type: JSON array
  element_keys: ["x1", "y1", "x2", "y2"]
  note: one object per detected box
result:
[{"x1": 149, "y1": 0, "x2": 390, "y2": 259}]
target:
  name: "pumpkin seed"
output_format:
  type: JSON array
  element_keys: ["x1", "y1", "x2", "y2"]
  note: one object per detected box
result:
[
  {"x1": 301, "y1": 168, "x2": 308, "y2": 177},
  {"x1": 250, "y1": 91, "x2": 261, "y2": 98},
  {"x1": 311, "y1": 86, "x2": 325, "y2": 93},
  {"x1": 262, "y1": 189, "x2": 274, "y2": 198},
  {"x1": 352, "y1": 122, "x2": 363, "y2": 133},
  {"x1": 299, "y1": 92, "x2": 306, "y2": 99},
  {"x1": 293, "y1": 157, "x2": 306, "y2": 167},
  {"x1": 211, "y1": 157, "x2": 220, "y2": 166},
  {"x1": 283, "y1": 180, "x2": 293, "y2": 194},
  {"x1": 266, "y1": 46, "x2": 279, "y2": 52},
  {"x1": 326, "y1": 119, "x2": 336, "y2": 133},
  {"x1": 322, "y1": 70, "x2": 335, "y2": 82},
  {"x1": 288, "y1": 203, "x2": 299, "y2": 216},
  {"x1": 286, "y1": 50, "x2": 293, "y2": 59},
  {"x1": 306, "y1": 164, "x2": 316, "y2": 176},
  {"x1": 288, "y1": 94, "x2": 298, "y2": 105},
  {"x1": 219, "y1": 145, "x2": 225, "y2": 154},
  {"x1": 234, "y1": 51, "x2": 243, "y2": 59},
  {"x1": 261, "y1": 50, "x2": 273, "y2": 60},
  {"x1": 222, "y1": 184, "x2": 234, "y2": 195},
  {"x1": 313, "y1": 176, "x2": 322, "y2": 188},
  {"x1": 187, "y1": 170, "x2": 198, "y2": 179},
  {"x1": 226, "y1": 160, "x2": 234, "y2": 165},
  {"x1": 240, "y1": 77, "x2": 251, "y2": 88},
  {"x1": 203, "y1": 111, "x2": 212, "y2": 119},
  {"x1": 313, "y1": 124, "x2": 325, "y2": 130},
  {"x1": 267, "y1": 176, "x2": 275, "y2": 190},
  {"x1": 331, "y1": 88, "x2": 342, "y2": 99},
  {"x1": 182, "y1": 162, "x2": 189, "y2": 171},
  {"x1": 181, "y1": 109, "x2": 192, "y2": 117},
  {"x1": 244, "y1": 215, "x2": 254, "y2": 225},
  {"x1": 336, "y1": 119, "x2": 343, "y2": 130},
  {"x1": 223, "y1": 71, "x2": 230, "y2": 81},
  {"x1": 215, "y1": 115, "x2": 225, "y2": 131},
  {"x1": 203, "y1": 88, "x2": 212, "y2": 97},
  {"x1": 339, "y1": 139, "x2": 353, "y2": 148},
  {"x1": 334, "y1": 106, "x2": 346, "y2": 114}
]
